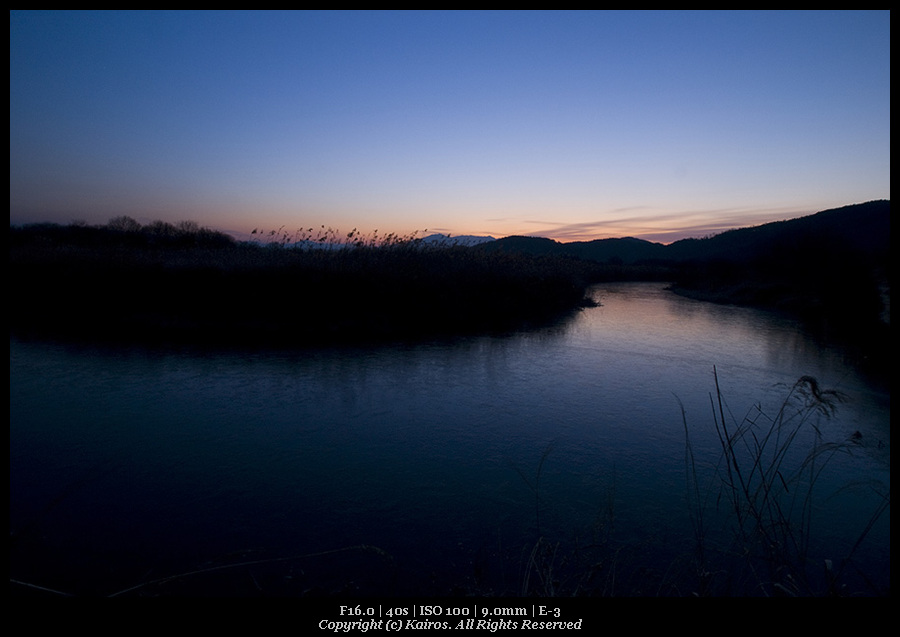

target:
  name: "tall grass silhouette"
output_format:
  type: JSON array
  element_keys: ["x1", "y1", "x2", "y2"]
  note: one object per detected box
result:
[
  {"x1": 10, "y1": 219, "x2": 599, "y2": 347},
  {"x1": 510, "y1": 369, "x2": 889, "y2": 597},
  {"x1": 679, "y1": 367, "x2": 889, "y2": 596}
]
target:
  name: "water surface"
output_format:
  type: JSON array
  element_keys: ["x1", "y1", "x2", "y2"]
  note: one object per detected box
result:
[{"x1": 10, "y1": 283, "x2": 890, "y2": 596}]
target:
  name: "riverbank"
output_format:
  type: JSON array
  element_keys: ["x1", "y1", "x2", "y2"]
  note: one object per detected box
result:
[
  {"x1": 668, "y1": 266, "x2": 891, "y2": 388},
  {"x1": 10, "y1": 222, "x2": 598, "y2": 348}
]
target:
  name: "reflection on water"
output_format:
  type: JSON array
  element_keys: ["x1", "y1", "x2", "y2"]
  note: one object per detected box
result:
[{"x1": 10, "y1": 283, "x2": 890, "y2": 596}]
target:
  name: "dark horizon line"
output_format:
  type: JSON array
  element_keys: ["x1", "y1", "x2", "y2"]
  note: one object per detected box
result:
[{"x1": 9, "y1": 198, "x2": 889, "y2": 248}]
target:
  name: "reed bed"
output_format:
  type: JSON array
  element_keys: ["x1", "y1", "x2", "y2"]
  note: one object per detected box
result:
[{"x1": 10, "y1": 219, "x2": 599, "y2": 347}]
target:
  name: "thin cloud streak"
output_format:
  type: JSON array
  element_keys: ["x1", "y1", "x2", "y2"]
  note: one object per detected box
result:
[{"x1": 521, "y1": 206, "x2": 818, "y2": 244}]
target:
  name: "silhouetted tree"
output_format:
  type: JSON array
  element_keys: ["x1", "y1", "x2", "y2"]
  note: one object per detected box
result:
[{"x1": 107, "y1": 215, "x2": 142, "y2": 233}]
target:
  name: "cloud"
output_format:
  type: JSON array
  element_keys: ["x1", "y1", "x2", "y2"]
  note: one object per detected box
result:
[{"x1": 521, "y1": 205, "x2": 816, "y2": 243}]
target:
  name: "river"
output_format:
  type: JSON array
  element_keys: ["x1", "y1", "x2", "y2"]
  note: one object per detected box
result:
[{"x1": 10, "y1": 282, "x2": 890, "y2": 596}]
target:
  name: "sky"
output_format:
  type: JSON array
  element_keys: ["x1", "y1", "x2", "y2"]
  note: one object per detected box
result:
[{"x1": 9, "y1": 10, "x2": 891, "y2": 243}]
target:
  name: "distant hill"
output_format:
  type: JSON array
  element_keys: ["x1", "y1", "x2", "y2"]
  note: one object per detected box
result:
[
  {"x1": 481, "y1": 200, "x2": 890, "y2": 267},
  {"x1": 665, "y1": 200, "x2": 890, "y2": 265},
  {"x1": 479, "y1": 235, "x2": 566, "y2": 256},
  {"x1": 420, "y1": 233, "x2": 496, "y2": 246},
  {"x1": 568, "y1": 236, "x2": 669, "y2": 264},
  {"x1": 481, "y1": 201, "x2": 890, "y2": 378}
]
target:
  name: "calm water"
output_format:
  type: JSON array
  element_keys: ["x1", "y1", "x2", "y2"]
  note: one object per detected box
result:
[{"x1": 10, "y1": 283, "x2": 890, "y2": 596}]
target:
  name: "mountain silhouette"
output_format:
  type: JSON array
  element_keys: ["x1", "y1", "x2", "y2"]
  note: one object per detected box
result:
[
  {"x1": 481, "y1": 200, "x2": 890, "y2": 379},
  {"x1": 481, "y1": 200, "x2": 889, "y2": 267}
]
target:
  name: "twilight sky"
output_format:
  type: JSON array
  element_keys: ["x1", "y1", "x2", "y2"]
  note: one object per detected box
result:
[{"x1": 9, "y1": 10, "x2": 890, "y2": 243}]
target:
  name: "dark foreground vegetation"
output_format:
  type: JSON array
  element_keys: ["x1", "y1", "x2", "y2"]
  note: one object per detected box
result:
[
  {"x1": 10, "y1": 200, "x2": 889, "y2": 363},
  {"x1": 9, "y1": 218, "x2": 604, "y2": 348}
]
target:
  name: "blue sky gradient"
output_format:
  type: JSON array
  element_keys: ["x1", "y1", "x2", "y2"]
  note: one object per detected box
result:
[{"x1": 9, "y1": 10, "x2": 890, "y2": 242}]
